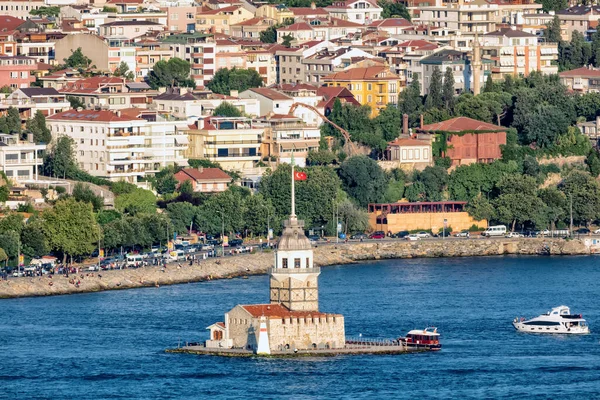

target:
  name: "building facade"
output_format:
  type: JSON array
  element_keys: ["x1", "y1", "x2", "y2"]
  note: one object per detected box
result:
[{"x1": 0, "y1": 133, "x2": 45, "y2": 183}]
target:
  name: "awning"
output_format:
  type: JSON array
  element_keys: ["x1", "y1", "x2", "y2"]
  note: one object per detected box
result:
[{"x1": 175, "y1": 136, "x2": 189, "y2": 145}]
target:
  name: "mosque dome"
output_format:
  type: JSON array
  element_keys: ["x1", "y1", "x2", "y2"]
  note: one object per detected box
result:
[{"x1": 277, "y1": 218, "x2": 312, "y2": 251}]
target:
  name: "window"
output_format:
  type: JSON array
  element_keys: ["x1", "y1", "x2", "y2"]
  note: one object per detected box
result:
[
  {"x1": 186, "y1": 12, "x2": 194, "y2": 19},
  {"x1": 306, "y1": 258, "x2": 310, "y2": 268},
  {"x1": 367, "y1": 83, "x2": 372, "y2": 90},
  {"x1": 282, "y1": 258, "x2": 288, "y2": 268},
  {"x1": 367, "y1": 95, "x2": 372, "y2": 102},
  {"x1": 80, "y1": 139, "x2": 85, "y2": 144},
  {"x1": 294, "y1": 258, "x2": 301, "y2": 268}
]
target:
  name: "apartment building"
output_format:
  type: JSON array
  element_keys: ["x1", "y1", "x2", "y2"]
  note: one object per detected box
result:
[
  {"x1": 559, "y1": 66, "x2": 600, "y2": 93},
  {"x1": 276, "y1": 18, "x2": 365, "y2": 44},
  {"x1": 325, "y1": 0, "x2": 383, "y2": 24},
  {"x1": 481, "y1": 27, "x2": 558, "y2": 80},
  {"x1": 556, "y1": 5, "x2": 600, "y2": 41},
  {"x1": 0, "y1": 56, "x2": 36, "y2": 89},
  {"x1": 58, "y1": 77, "x2": 156, "y2": 110},
  {"x1": 0, "y1": 0, "x2": 44, "y2": 19},
  {"x1": 246, "y1": 49, "x2": 277, "y2": 86},
  {"x1": 239, "y1": 87, "x2": 294, "y2": 117},
  {"x1": 195, "y1": 5, "x2": 254, "y2": 35},
  {"x1": 135, "y1": 40, "x2": 173, "y2": 79},
  {"x1": 258, "y1": 114, "x2": 320, "y2": 167},
  {"x1": 255, "y1": 4, "x2": 295, "y2": 23},
  {"x1": 164, "y1": 6, "x2": 199, "y2": 32},
  {"x1": 379, "y1": 39, "x2": 440, "y2": 83},
  {"x1": 230, "y1": 17, "x2": 277, "y2": 40},
  {"x1": 1, "y1": 88, "x2": 70, "y2": 122},
  {"x1": 322, "y1": 66, "x2": 401, "y2": 116},
  {"x1": 162, "y1": 33, "x2": 217, "y2": 87},
  {"x1": 184, "y1": 116, "x2": 264, "y2": 170},
  {"x1": 47, "y1": 109, "x2": 188, "y2": 182},
  {"x1": 99, "y1": 20, "x2": 165, "y2": 40},
  {"x1": 0, "y1": 133, "x2": 46, "y2": 183},
  {"x1": 367, "y1": 18, "x2": 413, "y2": 35}
]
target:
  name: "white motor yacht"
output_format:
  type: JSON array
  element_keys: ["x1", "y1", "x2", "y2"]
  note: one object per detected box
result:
[{"x1": 513, "y1": 306, "x2": 590, "y2": 334}]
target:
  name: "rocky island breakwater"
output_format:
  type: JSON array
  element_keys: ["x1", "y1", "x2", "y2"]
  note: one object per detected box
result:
[{"x1": 0, "y1": 238, "x2": 592, "y2": 299}]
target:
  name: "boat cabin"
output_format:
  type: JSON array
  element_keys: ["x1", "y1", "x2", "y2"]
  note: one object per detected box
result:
[{"x1": 402, "y1": 327, "x2": 441, "y2": 350}]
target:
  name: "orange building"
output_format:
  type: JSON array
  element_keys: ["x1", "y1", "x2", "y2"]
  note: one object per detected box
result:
[{"x1": 418, "y1": 117, "x2": 506, "y2": 166}]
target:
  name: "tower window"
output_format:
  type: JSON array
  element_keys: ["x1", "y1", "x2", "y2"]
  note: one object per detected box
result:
[
  {"x1": 306, "y1": 258, "x2": 310, "y2": 268},
  {"x1": 294, "y1": 258, "x2": 301, "y2": 268},
  {"x1": 282, "y1": 258, "x2": 288, "y2": 268}
]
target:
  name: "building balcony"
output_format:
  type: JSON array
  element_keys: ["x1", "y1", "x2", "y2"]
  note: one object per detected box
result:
[
  {"x1": 204, "y1": 140, "x2": 262, "y2": 145},
  {"x1": 212, "y1": 153, "x2": 261, "y2": 158},
  {"x1": 268, "y1": 267, "x2": 321, "y2": 274}
]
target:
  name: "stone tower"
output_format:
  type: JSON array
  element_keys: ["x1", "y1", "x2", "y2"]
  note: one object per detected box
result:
[{"x1": 269, "y1": 164, "x2": 320, "y2": 311}]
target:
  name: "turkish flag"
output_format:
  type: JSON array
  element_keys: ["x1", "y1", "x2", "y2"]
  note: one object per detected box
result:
[{"x1": 294, "y1": 171, "x2": 307, "y2": 181}]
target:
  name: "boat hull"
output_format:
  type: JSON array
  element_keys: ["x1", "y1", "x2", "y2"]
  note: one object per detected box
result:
[{"x1": 513, "y1": 322, "x2": 589, "y2": 334}]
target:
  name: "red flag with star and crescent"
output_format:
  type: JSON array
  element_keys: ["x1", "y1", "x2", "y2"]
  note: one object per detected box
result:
[{"x1": 294, "y1": 171, "x2": 307, "y2": 181}]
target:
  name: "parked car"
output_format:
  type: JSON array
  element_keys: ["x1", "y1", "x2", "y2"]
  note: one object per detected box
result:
[
  {"x1": 594, "y1": 228, "x2": 600, "y2": 234},
  {"x1": 505, "y1": 232, "x2": 524, "y2": 238},
  {"x1": 229, "y1": 239, "x2": 243, "y2": 247},
  {"x1": 88, "y1": 265, "x2": 99, "y2": 271},
  {"x1": 307, "y1": 235, "x2": 321, "y2": 243},
  {"x1": 392, "y1": 231, "x2": 409, "y2": 239},
  {"x1": 455, "y1": 230, "x2": 470, "y2": 238},
  {"x1": 576, "y1": 228, "x2": 590, "y2": 234},
  {"x1": 405, "y1": 234, "x2": 420, "y2": 241},
  {"x1": 369, "y1": 231, "x2": 386, "y2": 239},
  {"x1": 415, "y1": 231, "x2": 431, "y2": 239},
  {"x1": 350, "y1": 233, "x2": 368, "y2": 240},
  {"x1": 523, "y1": 230, "x2": 537, "y2": 238}
]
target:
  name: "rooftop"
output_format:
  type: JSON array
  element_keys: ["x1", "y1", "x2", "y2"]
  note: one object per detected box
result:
[
  {"x1": 246, "y1": 87, "x2": 292, "y2": 101},
  {"x1": 47, "y1": 109, "x2": 143, "y2": 123},
  {"x1": 323, "y1": 66, "x2": 398, "y2": 81},
  {"x1": 241, "y1": 304, "x2": 336, "y2": 318},
  {"x1": 559, "y1": 66, "x2": 600, "y2": 78},
  {"x1": 419, "y1": 117, "x2": 504, "y2": 132},
  {"x1": 176, "y1": 167, "x2": 232, "y2": 181}
]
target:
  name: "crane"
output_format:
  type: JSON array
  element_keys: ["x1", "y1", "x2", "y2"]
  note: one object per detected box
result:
[{"x1": 288, "y1": 102, "x2": 358, "y2": 156}]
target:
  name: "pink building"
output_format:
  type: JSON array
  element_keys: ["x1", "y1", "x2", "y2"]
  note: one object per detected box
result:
[
  {"x1": 164, "y1": 6, "x2": 201, "y2": 32},
  {"x1": 0, "y1": 56, "x2": 36, "y2": 89}
]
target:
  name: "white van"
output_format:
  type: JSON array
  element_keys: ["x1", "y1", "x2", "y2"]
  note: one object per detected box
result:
[
  {"x1": 126, "y1": 254, "x2": 144, "y2": 266},
  {"x1": 482, "y1": 225, "x2": 507, "y2": 237},
  {"x1": 169, "y1": 250, "x2": 185, "y2": 261}
]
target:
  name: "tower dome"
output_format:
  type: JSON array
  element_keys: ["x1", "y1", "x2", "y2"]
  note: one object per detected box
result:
[{"x1": 276, "y1": 218, "x2": 312, "y2": 251}]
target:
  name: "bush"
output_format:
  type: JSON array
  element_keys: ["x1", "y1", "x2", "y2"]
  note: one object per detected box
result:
[
  {"x1": 55, "y1": 186, "x2": 66, "y2": 194},
  {"x1": 468, "y1": 224, "x2": 483, "y2": 232}
]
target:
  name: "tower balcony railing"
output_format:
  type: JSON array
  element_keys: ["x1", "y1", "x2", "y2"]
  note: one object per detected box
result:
[{"x1": 268, "y1": 267, "x2": 321, "y2": 274}]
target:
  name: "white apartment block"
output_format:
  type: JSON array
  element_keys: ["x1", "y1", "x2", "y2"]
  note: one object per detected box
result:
[
  {"x1": 47, "y1": 109, "x2": 188, "y2": 183},
  {"x1": 325, "y1": 0, "x2": 383, "y2": 24},
  {"x1": 0, "y1": 134, "x2": 45, "y2": 183}
]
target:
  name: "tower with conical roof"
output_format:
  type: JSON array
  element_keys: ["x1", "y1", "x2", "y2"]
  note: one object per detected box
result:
[{"x1": 269, "y1": 162, "x2": 320, "y2": 311}]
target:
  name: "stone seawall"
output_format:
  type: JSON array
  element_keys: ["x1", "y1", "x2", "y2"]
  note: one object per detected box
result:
[{"x1": 0, "y1": 238, "x2": 591, "y2": 299}]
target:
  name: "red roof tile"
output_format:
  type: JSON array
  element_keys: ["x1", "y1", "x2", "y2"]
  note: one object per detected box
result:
[
  {"x1": 279, "y1": 22, "x2": 314, "y2": 32},
  {"x1": 289, "y1": 7, "x2": 329, "y2": 16},
  {"x1": 240, "y1": 304, "x2": 339, "y2": 318},
  {"x1": 323, "y1": 66, "x2": 398, "y2": 81},
  {"x1": 368, "y1": 18, "x2": 412, "y2": 28},
  {"x1": 420, "y1": 117, "x2": 504, "y2": 132},
  {"x1": 559, "y1": 66, "x2": 600, "y2": 78},
  {"x1": 175, "y1": 168, "x2": 232, "y2": 182},
  {"x1": 388, "y1": 137, "x2": 430, "y2": 147},
  {"x1": 0, "y1": 15, "x2": 25, "y2": 31}
]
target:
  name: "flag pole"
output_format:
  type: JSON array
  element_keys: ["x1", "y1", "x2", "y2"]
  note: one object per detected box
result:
[{"x1": 291, "y1": 153, "x2": 296, "y2": 220}]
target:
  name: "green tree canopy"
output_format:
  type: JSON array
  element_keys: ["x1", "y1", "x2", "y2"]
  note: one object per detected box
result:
[
  {"x1": 43, "y1": 198, "x2": 100, "y2": 262},
  {"x1": 64, "y1": 48, "x2": 92, "y2": 69},
  {"x1": 377, "y1": 0, "x2": 410, "y2": 19},
  {"x1": 115, "y1": 188, "x2": 157, "y2": 216},
  {"x1": 26, "y1": 111, "x2": 52, "y2": 144},
  {"x1": 213, "y1": 102, "x2": 243, "y2": 117},
  {"x1": 442, "y1": 67, "x2": 455, "y2": 109},
  {"x1": 206, "y1": 67, "x2": 264, "y2": 95},
  {"x1": 147, "y1": 58, "x2": 195, "y2": 89},
  {"x1": 338, "y1": 156, "x2": 387, "y2": 208},
  {"x1": 43, "y1": 136, "x2": 78, "y2": 179},
  {"x1": 113, "y1": 61, "x2": 134, "y2": 80},
  {"x1": 73, "y1": 182, "x2": 104, "y2": 212},
  {"x1": 425, "y1": 67, "x2": 443, "y2": 110}
]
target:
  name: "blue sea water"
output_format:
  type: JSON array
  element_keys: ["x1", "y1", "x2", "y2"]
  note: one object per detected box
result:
[{"x1": 1, "y1": 255, "x2": 600, "y2": 399}]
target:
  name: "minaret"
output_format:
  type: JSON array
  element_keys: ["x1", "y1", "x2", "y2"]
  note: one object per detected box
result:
[
  {"x1": 269, "y1": 161, "x2": 320, "y2": 311},
  {"x1": 472, "y1": 32, "x2": 482, "y2": 96}
]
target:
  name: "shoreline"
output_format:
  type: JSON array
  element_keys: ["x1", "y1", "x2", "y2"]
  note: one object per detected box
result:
[{"x1": 0, "y1": 237, "x2": 593, "y2": 299}]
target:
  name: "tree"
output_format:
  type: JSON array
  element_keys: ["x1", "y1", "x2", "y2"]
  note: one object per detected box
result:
[
  {"x1": 260, "y1": 25, "x2": 278, "y2": 43},
  {"x1": 374, "y1": 104, "x2": 402, "y2": 141},
  {"x1": 152, "y1": 166, "x2": 179, "y2": 195},
  {"x1": 110, "y1": 181, "x2": 136, "y2": 195},
  {"x1": 20, "y1": 215, "x2": 49, "y2": 258},
  {"x1": 43, "y1": 136, "x2": 78, "y2": 179},
  {"x1": 483, "y1": 75, "x2": 495, "y2": 93},
  {"x1": 188, "y1": 159, "x2": 221, "y2": 169},
  {"x1": 0, "y1": 185, "x2": 9, "y2": 202},
  {"x1": 113, "y1": 61, "x2": 134, "y2": 80},
  {"x1": 64, "y1": 48, "x2": 92, "y2": 69},
  {"x1": 521, "y1": 104, "x2": 570, "y2": 148},
  {"x1": 206, "y1": 67, "x2": 264, "y2": 95},
  {"x1": 442, "y1": 67, "x2": 455, "y2": 109},
  {"x1": 147, "y1": 58, "x2": 195, "y2": 89},
  {"x1": 242, "y1": 193, "x2": 275, "y2": 237},
  {"x1": 43, "y1": 198, "x2": 100, "y2": 263},
  {"x1": 404, "y1": 181, "x2": 426, "y2": 202},
  {"x1": 166, "y1": 201, "x2": 197, "y2": 235},
  {"x1": 281, "y1": 34, "x2": 294, "y2": 48},
  {"x1": 545, "y1": 15, "x2": 563, "y2": 43},
  {"x1": 398, "y1": 74, "x2": 423, "y2": 128},
  {"x1": 337, "y1": 199, "x2": 370, "y2": 234},
  {"x1": 466, "y1": 194, "x2": 494, "y2": 225},
  {"x1": 538, "y1": 187, "x2": 567, "y2": 231},
  {"x1": 30, "y1": 6, "x2": 60, "y2": 17},
  {"x1": 0, "y1": 213, "x2": 24, "y2": 234},
  {"x1": 0, "y1": 248, "x2": 7, "y2": 265},
  {"x1": 213, "y1": 102, "x2": 243, "y2": 117},
  {"x1": 494, "y1": 175, "x2": 545, "y2": 231},
  {"x1": 306, "y1": 150, "x2": 337, "y2": 166},
  {"x1": 26, "y1": 111, "x2": 52, "y2": 144},
  {"x1": 115, "y1": 188, "x2": 157, "y2": 215},
  {"x1": 559, "y1": 170, "x2": 600, "y2": 225},
  {"x1": 522, "y1": 155, "x2": 541, "y2": 177},
  {"x1": 67, "y1": 96, "x2": 85, "y2": 110},
  {"x1": 419, "y1": 165, "x2": 448, "y2": 201},
  {"x1": 73, "y1": 183, "x2": 104, "y2": 212},
  {"x1": 586, "y1": 150, "x2": 600, "y2": 177},
  {"x1": 196, "y1": 187, "x2": 248, "y2": 235},
  {"x1": 0, "y1": 231, "x2": 20, "y2": 263},
  {"x1": 378, "y1": 0, "x2": 410, "y2": 19},
  {"x1": 97, "y1": 209, "x2": 122, "y2": 225},
  {"x1": 425, "y1": 67, "x2": 443, "y2": 110},
  {"x1": 338, "y1": 156, "x2": 388, "y2": 208},
  {"x1": 538, "y1": 0, "x2": 567, "y2": 13},
  {"x1": 179, "y1": 179, "x2": 193, "y2": 195}
]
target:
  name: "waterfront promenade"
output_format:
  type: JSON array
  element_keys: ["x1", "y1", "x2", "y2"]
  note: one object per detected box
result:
[{"x1": 0, "y1": 237, "x2": 591, "y2": 299}]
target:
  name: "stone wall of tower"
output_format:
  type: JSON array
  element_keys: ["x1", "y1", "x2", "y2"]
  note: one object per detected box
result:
[
  {"x1": 270, "y1": 274, "x2": 319, "y2": 311},
  {"x1": 267, "y1": 314, "x2": 346, "y2": 351}
]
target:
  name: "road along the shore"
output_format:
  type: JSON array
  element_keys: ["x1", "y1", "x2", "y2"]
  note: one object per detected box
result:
[{"x1": 0, "y1": 237, "x2": 591, "y2": 299}]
